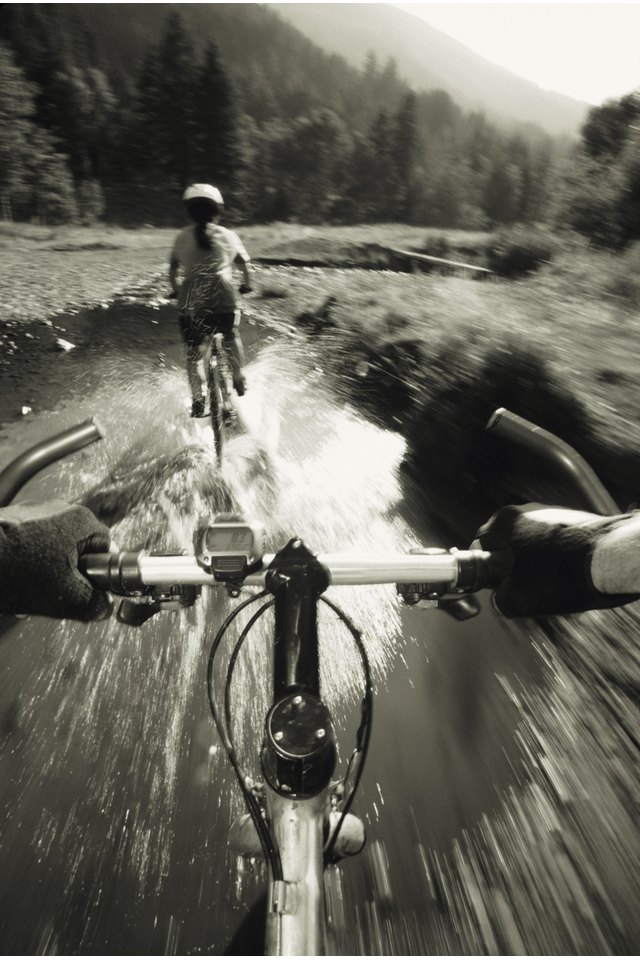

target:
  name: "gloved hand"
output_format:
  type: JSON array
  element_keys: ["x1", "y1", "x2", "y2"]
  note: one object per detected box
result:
[
  {"x1": 0, "y1": 500, "x2": 113, "y2": 621},
  {"x1": 238, "y1": 283, "x2": 253, "y2": 295},
  {"x1": 476, "y1": 503, "x2": 640, "y2": 617}
]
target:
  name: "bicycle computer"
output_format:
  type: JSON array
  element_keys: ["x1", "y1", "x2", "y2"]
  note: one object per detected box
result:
[{"x1": 198, "y1": 519, "x2": 265, "y2": 581}]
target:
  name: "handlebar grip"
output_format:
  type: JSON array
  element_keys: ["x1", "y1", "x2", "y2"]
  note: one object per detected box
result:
[
  {"x1": 454, "y1": 549, "x2": 509, "y2": 592},
  {"x1": 80, "y1": 552, "x2": 145, "y2": 594}
]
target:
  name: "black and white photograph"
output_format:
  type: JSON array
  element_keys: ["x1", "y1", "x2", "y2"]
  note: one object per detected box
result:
[{"x1": 1, "y1": 1, "x2": 639, "y2": 955}]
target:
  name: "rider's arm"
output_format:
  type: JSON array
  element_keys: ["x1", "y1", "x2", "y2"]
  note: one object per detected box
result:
[
  {"x1": 169, "y1": 254, "x2": 181, "y2": 296},
  {"x1": 477, "y1": 504, "x2": 640, "y2": 617},
  {"x1": 591, "y1": 512, "x2": 640, "y2": 593},
  {"x1": 237, "y1": 258, "x2": 252, "y2": 291},
  {"x1": 232, "y1": 233, "x2": 252, "y2": 293},
  {"x1": 0, "y1": 500, "x2": 113, "y2": 621}
]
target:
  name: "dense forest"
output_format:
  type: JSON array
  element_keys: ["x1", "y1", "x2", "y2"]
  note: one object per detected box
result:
[{"x1": 0, "y1": 2, "x2": 638, "y2": 246}]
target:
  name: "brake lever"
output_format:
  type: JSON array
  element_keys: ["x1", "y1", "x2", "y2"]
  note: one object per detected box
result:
[
  {"x1": 396, "y1": 547, "x2": 483, "y2": 619},
  {"x1": 117, "y1": 599, "x2": 162, "y2": 626},
  {"x1": 438, "y1": 596, "x2": 481, "y2": 621},
  {"x1": 116, "y1": 584, "x2": 201, "y2": 627}
]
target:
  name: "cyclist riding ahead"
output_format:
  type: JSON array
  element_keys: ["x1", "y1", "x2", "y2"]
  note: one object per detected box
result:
[{"x1": 169, "y1": 184, "x2": 252, "y2": 419}]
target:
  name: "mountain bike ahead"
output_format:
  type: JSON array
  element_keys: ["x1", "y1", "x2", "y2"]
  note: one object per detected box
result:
[
  {"x1": 2, "y1": 408, "x2": 618, "y2": 956},
  {"x1": 202, "y1": 331, "x2": 236, "y2": 460}
]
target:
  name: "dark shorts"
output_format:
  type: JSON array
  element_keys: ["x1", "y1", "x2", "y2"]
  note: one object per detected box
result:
[{"x1": 179, "y1": 311, "x2": 237, "y2": 350}]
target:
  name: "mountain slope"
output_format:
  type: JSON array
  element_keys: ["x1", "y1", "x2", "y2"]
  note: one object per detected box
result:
[
  {"x1": 0, "y1": 3, "x2": 372, "y2": 118},
  {"x1": 272, "y1": 3, "x2": 588, "y2": 134}
]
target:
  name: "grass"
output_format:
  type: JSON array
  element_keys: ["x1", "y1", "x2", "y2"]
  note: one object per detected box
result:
[{"x1": 274, "y1": 245, "x2": 640, "y2": 446}]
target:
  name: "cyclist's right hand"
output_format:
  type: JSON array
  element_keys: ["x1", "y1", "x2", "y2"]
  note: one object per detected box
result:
[
  {"x1": 0, "y1": 500, "x2": 113, "y2": 622},
  {"x1": 476, "y1": 503, "x2": 640, "y2": 617},
  {"x1": 238, "y1": 283, "x2": 253, "y2": 295}
]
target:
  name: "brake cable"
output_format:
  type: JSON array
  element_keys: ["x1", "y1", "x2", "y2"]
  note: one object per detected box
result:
[
  {"x1": 207, "y1": 591, "x2": 284, "y2": 881},
  {"x1": 208, "y1": 589, "x2": 373, "y2": 875},
  {"x1": 319, "y1": 595, "x2": 373, "y2": 865}
]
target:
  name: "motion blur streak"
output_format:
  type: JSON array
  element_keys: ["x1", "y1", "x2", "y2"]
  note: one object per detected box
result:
[{"x1": 0, "y1": 321, "x2": 638, "y2": 954}]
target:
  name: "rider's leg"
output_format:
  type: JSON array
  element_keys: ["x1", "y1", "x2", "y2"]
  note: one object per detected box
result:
[
  {"x1": 228, "y1": 329, "x2": 246, "y2": 396},
  {"x1": 218, "y1": 312, "x2": 246, "y2": 395},
  {"x1": 179, "y1": 314, "x2": 207, "y2": 416}
]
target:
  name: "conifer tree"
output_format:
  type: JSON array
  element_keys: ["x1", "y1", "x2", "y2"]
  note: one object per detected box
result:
[
  {"x1": 394, "y1": 93, "x2": 421, "y2": 221},
  {"x1": 141, "y1": 12, "x2": 199, "y2": 189},
  {"x1": 192, "y1": 43, "x2": 241, "y2": 193}
]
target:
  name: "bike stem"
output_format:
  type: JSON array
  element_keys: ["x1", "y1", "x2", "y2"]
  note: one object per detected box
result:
[
  {"x1": 266, "y1": 538, "x2": 330, "y2": 696},
  {"x1": 262, "y1": 539, "x2": 336, "y2": 955}
]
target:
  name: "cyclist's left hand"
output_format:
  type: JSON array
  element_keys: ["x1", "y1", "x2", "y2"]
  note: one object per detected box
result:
[
  {"x1": 0, "y1": 500, "x2": 113, "y2": 621},
  {"x1": 239, "y1": 283, "x2": 253, "y2": 295}
]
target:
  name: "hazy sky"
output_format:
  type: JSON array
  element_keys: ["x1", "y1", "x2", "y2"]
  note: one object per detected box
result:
[{"x1": 393, "y1": 2, "x2": 640, "y2": 104}]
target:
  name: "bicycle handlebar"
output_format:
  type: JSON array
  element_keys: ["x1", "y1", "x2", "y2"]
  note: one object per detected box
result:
[
  {"x1": 486, "y1": 408, "x2": 618, "y2": 515},
  {"x1": 80, "y1": 548, "x2": 500, "y2": 594},
  {"x1": 0, "y1": 418, "x2": 104, "y2": 507}
]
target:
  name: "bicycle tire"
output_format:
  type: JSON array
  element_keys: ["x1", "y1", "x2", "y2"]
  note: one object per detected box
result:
[{"x1": 208, "y1": 346, "x2": 225, "y2": 460}]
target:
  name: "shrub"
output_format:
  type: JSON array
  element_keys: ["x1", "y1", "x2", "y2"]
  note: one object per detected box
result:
[
  {"x1": 381, "y1": 311, "x2": 410, "y2": 335},
  {"x1": 487, "y1": 228, "x2": 556, "y2": 278},
  {"x1": 259, "y1": 284, "x2": 290, "y2": 300},
  {"x1": 602, "y1": 242, "x2": 640, "y2": 306},
  {"x1": 76, "y1": 179, "x2": 105, "y2": 225},
  {"x1": 343, "y1": 334, "x2": 426, "y2": 427},
  {"x1": 403, "y1": 335, "x2": 598, "y2": 537},
  {"x1": 421, "y1": 235, "x2": 451, "y2": 259},
  {"x1": 295, "y1": 295, "x2": 337, "y2": 333}
]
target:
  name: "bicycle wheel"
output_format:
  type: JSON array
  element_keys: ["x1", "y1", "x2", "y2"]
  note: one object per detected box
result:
[{"x1": 208, "y1": 342, "x2": 225, "y2": 460}]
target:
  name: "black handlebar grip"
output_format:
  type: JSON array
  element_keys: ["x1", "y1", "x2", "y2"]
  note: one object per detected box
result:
[
  {"x1": 79, "y1": 552, "x2": 144, "y2": 594},
  {"x1": 456, "y1": 549, "x2": 511, "y2": 592}
]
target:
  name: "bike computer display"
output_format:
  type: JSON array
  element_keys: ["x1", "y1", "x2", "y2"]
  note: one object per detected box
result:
[{"x1": 198, "y1": 519, "x2": 265, "y2": 580}]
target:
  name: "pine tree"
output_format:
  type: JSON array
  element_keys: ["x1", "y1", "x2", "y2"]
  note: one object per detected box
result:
[
  {"x1": 367, "y1": 111, "x2": 399, "y2": 220},
  {"x1": 134, "y1": 12, "x2": 199, "y2": 191},
  {"x1": 393, "y1": 93, "x2": 421, "y2": 222},
  {"x1": 192, "y1": 43, "x2": 241, "y2": 195}
]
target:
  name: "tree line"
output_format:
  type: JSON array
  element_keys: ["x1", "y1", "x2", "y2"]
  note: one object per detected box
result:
[{"x1": 0, "y1": 4, "x2": 638, "y2": 247}]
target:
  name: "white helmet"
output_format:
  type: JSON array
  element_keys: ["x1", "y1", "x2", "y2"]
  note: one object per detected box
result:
[{"x1": 183, "y1": 183, "x2": 224, "y2": 205}]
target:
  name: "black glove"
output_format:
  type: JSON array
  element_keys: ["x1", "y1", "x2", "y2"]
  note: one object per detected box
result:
[
  {"x1": 238, "y1": 283, "x2": 253, "y2": 295},
  {"x1": 476, "y1": 503, "x2": 640, "y2": 617},
  {"x1": 0, "y1": 500, "x2": 113, "y2": 621}
]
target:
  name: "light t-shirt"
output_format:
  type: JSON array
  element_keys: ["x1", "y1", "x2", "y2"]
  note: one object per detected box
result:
[{"x1": 172, "y1": 224, "x2": 250, "y2": 312}]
